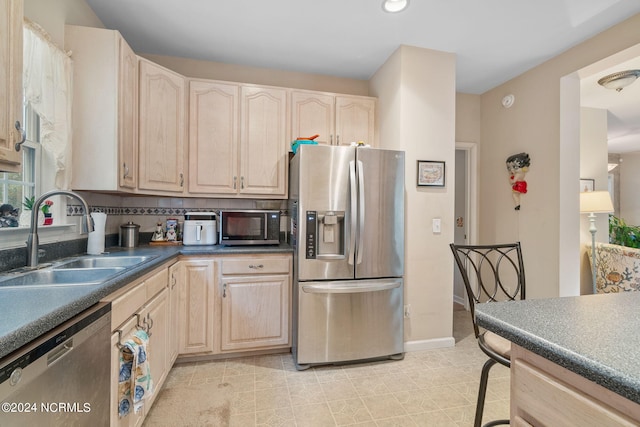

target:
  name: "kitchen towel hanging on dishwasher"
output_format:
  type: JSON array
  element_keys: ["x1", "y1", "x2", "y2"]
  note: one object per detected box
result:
[{"x1": 118, "y1": 329, "x2": 153, "y2": 418}]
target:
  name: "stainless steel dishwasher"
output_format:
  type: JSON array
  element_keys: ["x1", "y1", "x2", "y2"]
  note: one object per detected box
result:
[{"x1": 0, "y1": 302, "x2": 111, "y2": 426}]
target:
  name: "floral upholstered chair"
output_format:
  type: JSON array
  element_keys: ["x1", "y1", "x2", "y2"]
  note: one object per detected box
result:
[{"x1": 587, "y1": 243, "x2": 640, "y2": 293}]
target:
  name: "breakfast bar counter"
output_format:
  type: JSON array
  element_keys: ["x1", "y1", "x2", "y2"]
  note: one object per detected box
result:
[{"x1": 475, "y1": 292, "x2": 640, "y2": 424}]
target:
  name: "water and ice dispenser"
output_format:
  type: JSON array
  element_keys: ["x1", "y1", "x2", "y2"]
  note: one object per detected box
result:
[{"x1": 305, "y1": 210, "x2": 346, "y2": 259}]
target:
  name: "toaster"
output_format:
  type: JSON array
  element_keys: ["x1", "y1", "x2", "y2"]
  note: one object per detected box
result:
[{"x1": 183, "y1": 212, "x2": 217, "y2": 245}]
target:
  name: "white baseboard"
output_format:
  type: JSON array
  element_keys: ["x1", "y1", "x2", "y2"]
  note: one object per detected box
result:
[
  {"x1": 453, "y1": 294, "x2": 466, "y2": 307},
  {"x1": 404, "y1": 337, "x2": 455, "y2": 352}
]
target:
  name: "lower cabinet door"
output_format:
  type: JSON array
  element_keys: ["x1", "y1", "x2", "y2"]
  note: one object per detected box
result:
[
  {"x1": 220, "y1": 274, "x2": 290, "y2": 351},
  {"x1": 168, "y1": 261, "x2": 183, "y2": 364},
  {"x1": 110, "y1": 317, "x2": 145, "y2": 427},
  {"x1": 178, "y1": 259, "x2": 215, "y2": 355},
  {"x1": 143, "y1": 288, "x2": 169, "y2": 406}
]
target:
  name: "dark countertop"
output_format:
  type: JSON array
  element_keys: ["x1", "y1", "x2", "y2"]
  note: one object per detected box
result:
[
  {"x1": 475, "y1": 293, "x2": 640, "y2": 405},
  {"x1": 0, "y1": 243, "x2": 292, "y2": 360}
]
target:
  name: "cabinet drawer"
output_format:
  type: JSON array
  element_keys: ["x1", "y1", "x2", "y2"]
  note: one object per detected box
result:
[
  {"x1": 221, "y1": 256, "x2": 290, "y2": 275},
  {"x1": 146, "y1": 268, "x2": 168, "y2": 299},
  {"x1": 110, "y1": 282, "x2": 146, "y2": 330}
]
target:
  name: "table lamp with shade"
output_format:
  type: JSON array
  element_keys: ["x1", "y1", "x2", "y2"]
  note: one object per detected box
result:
[{"x1": 580, "y1": 190, "x2": 614, "y2": 294}]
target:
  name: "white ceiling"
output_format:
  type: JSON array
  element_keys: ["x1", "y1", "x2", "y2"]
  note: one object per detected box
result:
[{"x1": 84, "y1": 0, "x2": 640, "y2": 149}]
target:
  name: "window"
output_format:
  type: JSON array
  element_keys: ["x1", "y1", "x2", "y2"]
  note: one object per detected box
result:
[{"x1": 0, "y1": 104, "x2": 40, "y2": 217}]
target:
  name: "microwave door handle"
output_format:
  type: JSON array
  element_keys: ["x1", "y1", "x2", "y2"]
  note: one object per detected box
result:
[
  {"x1": 264, "y1": 213, "x2": 268, "y2": 240},
  {"x1": 356, "y1": 160, "x2": 365, "y2": 265},
  {"x1": 348, "y1": 160, "x2": 357, "y2": 265},
  {"x1": 196, "y1": 225, "x2": 202, "y2": 241}
]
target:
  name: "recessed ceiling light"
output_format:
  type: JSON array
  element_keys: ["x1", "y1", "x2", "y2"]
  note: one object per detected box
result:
[{"x1": 382, "y1": 0, "x2": 409, "y2": 13}]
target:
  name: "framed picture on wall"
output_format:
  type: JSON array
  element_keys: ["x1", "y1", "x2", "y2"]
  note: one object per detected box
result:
[
  {"x1": 417, "y1": 160, "x2": 446, "y2": 187},
  {"x1": 580, "y1": 178, "x2": 595, "y2": 193}
]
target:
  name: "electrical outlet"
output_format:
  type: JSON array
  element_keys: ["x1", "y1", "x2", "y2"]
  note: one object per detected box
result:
[{"x1": 404, "y1": 304, "x2": 411, "y2": 318}]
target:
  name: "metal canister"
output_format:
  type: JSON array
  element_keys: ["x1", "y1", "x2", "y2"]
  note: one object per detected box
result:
[{"x1": 120, "y1": 222, "x2": 140, "y2": 247}]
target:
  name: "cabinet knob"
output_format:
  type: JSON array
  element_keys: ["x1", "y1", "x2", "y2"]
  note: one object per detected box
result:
[
  {"x1": 14, "y1": 121, "x2": 26, "y2": 152},
  {"x1": 180, "y1": 173, "x2": 184, "y2": 187},
  {"x1": 249, "y1": 264, "x2": 264, "y2": 269},
  {"x1": 233, "y1": 176, "x2": 237, "y2": 189},
  {"x1": 336, "y1": 135, "x2": 340, "y2": 146},
  {"x1": 223, "y1": 283, "x2": 227, "y2": 298},
  {"x1": 330, "y1": 134, "x2": 333, "y2": 146},
  {"x1": 241, "y1": 176, "x2": 245, "y2": 189},
  {"x1": 123, "y1": 163, "x2": 129, "y2": 179}
]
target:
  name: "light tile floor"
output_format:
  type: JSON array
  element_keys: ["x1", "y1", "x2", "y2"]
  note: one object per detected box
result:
[{"x1": 143, "y1": 309, "x2": 510, "y2": 426}]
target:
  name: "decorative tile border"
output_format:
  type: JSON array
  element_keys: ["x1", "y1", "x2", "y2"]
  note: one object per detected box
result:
[{"x1": 67, "y1": 205, "x2": 288, "y2": 217}]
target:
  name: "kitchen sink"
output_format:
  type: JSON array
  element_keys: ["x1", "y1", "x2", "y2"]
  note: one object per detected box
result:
[
  {"x1": 54, "y1": 255, "x2": 152, "y2": 269},
  {"x1": 0, "y1": 267, "x2": 125, "y2": 289}
]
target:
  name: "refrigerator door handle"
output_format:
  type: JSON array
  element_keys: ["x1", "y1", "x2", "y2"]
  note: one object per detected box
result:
[
  {"x1": 348, "y1": 160, "x2": 357, "y2": 265},
  {"x1": 356, "y1": 160, "x2": 365, "y2": 265},
  {"x1": 301, "y1": 280, "x2": 401, "y2": 294}
]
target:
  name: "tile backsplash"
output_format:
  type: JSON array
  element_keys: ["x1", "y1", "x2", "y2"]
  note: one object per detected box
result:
[{"x1": 0, "y1": 192, "x2": 289, "y2": 272}]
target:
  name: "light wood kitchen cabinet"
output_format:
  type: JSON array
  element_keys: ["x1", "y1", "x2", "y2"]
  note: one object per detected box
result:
[
  {"x1": 138, "y1": 58, "x2": 186, "y2": 194},
  {"x1": 108, "y1": 289, "x2": 168, "y2": 427},
  {"x1": 291, "y1": 90, "x2": 376, "y2": 147},
  {"x1": 104, "y1": 264, "x2": 171, "y2": 427},
  {"x1": 239, "y1": 85, "x2": 288, "y2": 197},
  {"x1": 218, "y1": 255, "x2": 291, "y2": 352},
  {"x1": 188, "y1": 79, "x2": 239, "y2": 195},
  {"x1": 66, "y1": 25, "x2": 138, "y2": 191},
  {"x1": 178, "y1": 258, "x2": 216, "y2": 355},
  {"x1": 187, "y1": 81, "x2": 288, "y2": 198},
  {"x1": 168, "y1": 261, "x2": 182, "y2": 365},
  {"x1": 511, "y1": 344, "x2": 640, "y2": 426},
  {"x1": 0, "y1": 0, "x2": 23, "y2": 173},
  {"x1": 110, "y1": 316, "x2": 145, "y2": 427}
]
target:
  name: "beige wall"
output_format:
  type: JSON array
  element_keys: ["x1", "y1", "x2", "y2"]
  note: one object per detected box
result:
[
  {"x1": 24, "y1": 0, "x2": 103, "y2": 47},
  {"x1": 141, "y1": 54, "x2": 370, "y2": 96},
  {"x1": 455, "y1": 93, "x2": 481, "y2": 144},
  {"x1": 480, "y1": 13, "x2": 640, "y2": 299},
  {"x1": 620, "y1": 152, "x2": 640, "y2": 225},
  {"x1": 370, "y1": 45, "x2": 456, "y2": 349}
]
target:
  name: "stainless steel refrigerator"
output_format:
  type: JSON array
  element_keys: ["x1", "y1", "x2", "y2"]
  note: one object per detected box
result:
[{"x1": 289, "y1": 144, "x2": 405, "y2": 369}]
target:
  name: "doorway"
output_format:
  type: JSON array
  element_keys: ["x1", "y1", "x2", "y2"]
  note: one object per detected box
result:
[{"x1": 454, "y1": 142, "x2": 478, "y2": 310}]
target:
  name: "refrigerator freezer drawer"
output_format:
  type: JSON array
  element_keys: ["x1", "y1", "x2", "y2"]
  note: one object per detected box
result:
[{"x1": 295, "y1": 278, "x2": 404, "y2": 366}]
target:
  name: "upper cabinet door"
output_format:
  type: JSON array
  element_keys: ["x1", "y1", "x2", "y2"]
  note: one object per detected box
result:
[
  {"x1": 0, "y1": 0, "x2": 23, "y2": 173},
  {"x1": 335, "y1": 96, "x2": 376, "y2": 147},
  {"x1": 239, "y1": 85, "x2": 288, "y2": 197},
  {"x1": 118, "y1": 38, "x2": 138, "y2": 189},
  {"x1": 138, "y1": 59, "x2": 186, "y2": 193},
  {"x1": 291, "y1": 91, "x2": 334, "y2": 146},
  {"x1": 291, "y1": 91, "x2": 377, "y2": 148},
  {"x1": 66, "y1": 25, "x2": 138, "y2": 192},
  {"x1": 188, "y1": 80, "x2": 239, "y2": 195}
]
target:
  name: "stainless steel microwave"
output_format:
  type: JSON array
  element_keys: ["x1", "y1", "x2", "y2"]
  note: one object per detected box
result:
[{"x1": 218, "y1": 210, "x2": 280, "y2": 245}]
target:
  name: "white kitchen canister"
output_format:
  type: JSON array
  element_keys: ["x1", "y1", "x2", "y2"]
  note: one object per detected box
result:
[{"x1": 87, "y1": 212, "x2": 107, "y2": 254}]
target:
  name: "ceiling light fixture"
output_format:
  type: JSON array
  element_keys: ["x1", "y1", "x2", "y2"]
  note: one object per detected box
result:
[
  {"x1": 597, "y1": 70, "x2": 640, "y2": 92},
  {"x1": 382, "y1": 0, "x2": 409, "y2": 13}
]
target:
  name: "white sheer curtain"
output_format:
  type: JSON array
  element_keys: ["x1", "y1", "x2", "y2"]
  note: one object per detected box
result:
[{"x1": 22, "y1": 19, "x2": 73, "y2": 190}]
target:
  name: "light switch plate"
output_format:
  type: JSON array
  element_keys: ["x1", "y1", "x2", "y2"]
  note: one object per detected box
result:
[{"x1": 432, "y1": 218, "x2": 441, "y2": 234}]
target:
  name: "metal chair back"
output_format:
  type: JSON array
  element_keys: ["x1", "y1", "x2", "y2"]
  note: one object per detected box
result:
[{"x1": 450, "y1": 242, "x2": 525, "y2": 338}]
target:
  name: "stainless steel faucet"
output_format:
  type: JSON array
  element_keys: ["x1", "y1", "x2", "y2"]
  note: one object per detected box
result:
[{"x1": 26, "y1": 190, "x2": 95, "y2": 268}]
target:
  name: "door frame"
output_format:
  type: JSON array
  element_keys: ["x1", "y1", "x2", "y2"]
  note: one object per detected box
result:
[{"x1": 455, "y1": 141, "x2": 479, "y2": 310}]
